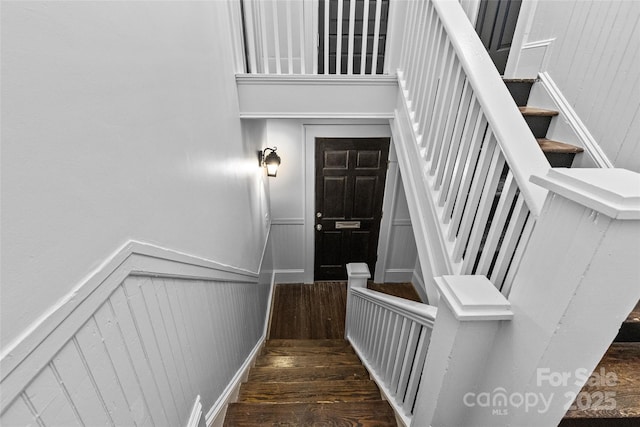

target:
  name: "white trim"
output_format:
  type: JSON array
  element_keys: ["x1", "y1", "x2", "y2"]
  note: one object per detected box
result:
[
  {"x1": 375, "y1": 144, "x2": 400, "y2": 283},
  {"x1": 392, "y1": 219, "x2": 412, "y2": 226},
  {"x1": 236, "y1": 74, "x2": 398, "y2": 86},
  {"x1": 349, "y1": 342, "x2": 409, "y2": 427},
  {"x1": 503, "y1": 0, "x2": 540, "y2": 78},
  {"x1": 274, "y1": 269, "x2": 306, "y2": 283},
  {"x1": 411, "y1": 269, "x2": 429, "y2": 304},
  {"x1": 537, "y1": 72, "x2": 613, "y2": 169},
  {"x1": 186, "y1": 395, "x2": 203, "y2": 427},
  {"x1": 271, "y1": 218, "x2": 305, "y2": 225},
  {"x1": 383, "y1": 269, "x2": 415, "y2": 283},
  {"x1": 240, "y1": 112, "x2": 395, "y2": 119},
  {"x1": 530, "y1": 168, "x2": 640, "y2": 220},
  {"x1": 435, "y1": 275, "x2": 514, "y2": 321},
  {"x1": 205, "y1": 337, "x2": 265, "y2": 427}
]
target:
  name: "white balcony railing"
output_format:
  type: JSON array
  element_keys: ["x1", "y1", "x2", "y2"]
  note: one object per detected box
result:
[{"x1": 240, "y1": 0, "x2": 390, "y2": 74}]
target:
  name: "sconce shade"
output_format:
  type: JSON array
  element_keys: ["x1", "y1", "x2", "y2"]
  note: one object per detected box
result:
[{"x1": 259, "y1": 147, "x2": 281, "y2": 177}]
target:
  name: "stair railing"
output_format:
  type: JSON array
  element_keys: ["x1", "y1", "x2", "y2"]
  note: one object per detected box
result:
[
  {"x1": 388, "y1": 0, "x2": 551, "y2": 297},
  {"x1": 345, "y1": 263, "x2": 437, "y2": 426},
  {"x1": 239, "y1": 0, "x2": 389, "y2": 75}
]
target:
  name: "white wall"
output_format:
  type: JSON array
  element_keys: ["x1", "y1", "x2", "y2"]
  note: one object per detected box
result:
[
  {"x1": 507, "y1": 0, "x2": 640, "y2": 172},
  {"x1": 265, "y1": 119, "x2": 417, "y2": 283},
  {"x1": 1, "y1": 2, "x2": 270, "y2": 354}
]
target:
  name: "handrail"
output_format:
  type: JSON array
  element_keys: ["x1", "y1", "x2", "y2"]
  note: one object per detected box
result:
[
  {"x1": 351, "y1": 287, "x2": 437, "y2": 327},
  {"x1": 389, "y1": 0, "x2": 549, "y2": 295},
  {"x1": 431, "y1": 0, "x2": 548, "y2": 216}
]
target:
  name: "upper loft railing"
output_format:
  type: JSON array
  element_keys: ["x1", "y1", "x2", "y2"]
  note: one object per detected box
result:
[{"x1": 239, "y1": 0, "x2": 390, "y2": 74}]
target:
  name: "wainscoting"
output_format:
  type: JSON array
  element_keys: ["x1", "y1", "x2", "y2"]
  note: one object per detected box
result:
[{"x1": 0, "y1": 241, "x2": 273, "y2": 426}]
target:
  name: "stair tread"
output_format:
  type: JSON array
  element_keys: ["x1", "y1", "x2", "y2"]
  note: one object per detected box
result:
[
  {"x1": 255, "y1": 353, "x2": 362, "y2": 367},
  {"x1": 537, "y1": 138, "x2": 584, "y2": 154},
  {"x1": 248, "y1": 365, "x2": 370, "y2": 382},
  {"x1": 238, "y1": 380, "x2": 382, "y2": 403},
  {"x1": 564, "y1": 343, "x2": 640, "y2": 419},
  {"x1": 266, "y1": 339, "x2": 349, "y2": 347},
  {"x1": 626, "y1": 301, "x2": 640, "y2": 324},
  {"x1": 261, "y1": 345, "x2": 355, "y2": 357},
  {"x1": 224, "y1": 401, "x2": 397, "y2": 426},
  {"x1": 519, "y1": 106, "x2": 559, "y2": 116},
  {"x1": 503, "y1": 78, "x2": 536, "y2": 83}
]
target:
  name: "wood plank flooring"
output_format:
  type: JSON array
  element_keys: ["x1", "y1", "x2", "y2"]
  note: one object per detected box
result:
[
  {"x1": 224, "y1": 339, "x2": 397, "y2": 426},
  {"x1": 268, "y1": 282, "x2": 347, "y2": 339},
  {"x1": 225, "y1": 281, "x2": 423, "y2": 426},
  {"x1": 268, "y1": 281, "x2": 423, "y2": 339}
]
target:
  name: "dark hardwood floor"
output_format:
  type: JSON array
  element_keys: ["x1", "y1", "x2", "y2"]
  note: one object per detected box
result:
[
  {"x1": 268, "y1": 282, "x2": 348, "y2": 340},
  {"x1": 369, "y1": 282, "x2": 423, "y2": 302},
  {"x1": 268, "y1": 281, "x2": 423, "y2": 340}
]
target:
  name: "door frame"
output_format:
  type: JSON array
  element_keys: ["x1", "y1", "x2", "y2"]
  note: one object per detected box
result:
[{"x1": 303, "y1": 124, "x2": 394, "y2": 284}]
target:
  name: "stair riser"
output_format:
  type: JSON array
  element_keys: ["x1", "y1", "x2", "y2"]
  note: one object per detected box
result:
[
  {"x1": 615, "y1": 323, "x2": 640, "y2": 342},
  {"x1": 504, "y1": 81, "x2": 533, "y2": 107},
  {"x1": 524, "y1": 115, "x2": 553, "y2": 138},
  {"x1": 545, "y1": 152, "x2": 577, "y2": 168}
]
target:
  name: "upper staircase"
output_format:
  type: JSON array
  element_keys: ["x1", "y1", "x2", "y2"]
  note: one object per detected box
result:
[{"x1": 504, "y1": 79, "x2": 584, "y2": 168}]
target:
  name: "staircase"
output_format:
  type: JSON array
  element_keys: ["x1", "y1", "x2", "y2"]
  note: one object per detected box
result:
[
  {"x1": 224, "y1": 339, "x2": 397, "y2": 426},
  {"x1": 504, "y1": 79, "x2": 584, "y2": 167},
  {"x1": 223, "y1": 282, "x2": 413, "y2": 426},
  {"x1": 559, "y1": 302, "x2": 640, "y2": 426},
  {"x1": 504, "y1": 78, "x2": 640, "y2": 426}
]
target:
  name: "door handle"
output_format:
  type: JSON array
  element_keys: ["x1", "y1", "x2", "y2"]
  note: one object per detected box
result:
[{"x1": 316, "y1": 224, "x2": 322, "y2": 231}]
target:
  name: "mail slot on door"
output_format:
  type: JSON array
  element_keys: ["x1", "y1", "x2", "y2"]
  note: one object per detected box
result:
[{"x1": 335, "y1": 221, "x2": 361, "y2": 229}]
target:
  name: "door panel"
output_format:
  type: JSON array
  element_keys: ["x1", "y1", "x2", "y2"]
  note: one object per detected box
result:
[
  {"x1": 315, "y1": 138, "x2": 390, "y2": 280},
  {"x1": 476, "y1": 0, "x2": 522, "y2": 74}
]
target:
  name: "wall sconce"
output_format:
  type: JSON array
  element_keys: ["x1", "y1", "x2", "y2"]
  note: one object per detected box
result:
[{"x1": 258, "y1": 147, "x2": 281, "y2": 177}]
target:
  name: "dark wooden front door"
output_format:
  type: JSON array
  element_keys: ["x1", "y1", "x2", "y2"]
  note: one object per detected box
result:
[
  {"x1": 314, "y1": 138, "x2": 390, "y2": 280},
  {"x1": 476, "y1": 0, "x2": 522, "y2": 74}
]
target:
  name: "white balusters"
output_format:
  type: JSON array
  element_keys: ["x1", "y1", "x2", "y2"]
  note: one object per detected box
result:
[
  {"x1": 240, "y1": 0, "x2": 388, "y2": 75},
  {"x1": 345, "y1": 263, "x2": 437, "y2": 425},
  {"x1": 390, "y1": 0, "x2": 549, "y2": 295}
]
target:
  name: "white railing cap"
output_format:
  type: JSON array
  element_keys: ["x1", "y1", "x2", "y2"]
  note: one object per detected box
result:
[
  {"x1": 435, "y1": 275, "x2": 514, "y2": 321},
  {"x1": 346, "y1": 262, "x2": 371, "y2": 278},
  {"x1": 531, "y1": 168, "x2": 640, "y2": 220},
  {"x1": 351, "y1": 287, "x2": 437, "y2": 327}
]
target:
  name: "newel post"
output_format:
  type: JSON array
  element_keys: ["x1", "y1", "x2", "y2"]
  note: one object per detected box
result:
[
  {"x1": 499, "y1": 168, "x2": 640, "y2": 426},
  {"x1": 411, "y1": 275, "x2": 514, "y2": 427},
  {"x1": 345, "y1": 263, "x2": 370, "y2": 339}
]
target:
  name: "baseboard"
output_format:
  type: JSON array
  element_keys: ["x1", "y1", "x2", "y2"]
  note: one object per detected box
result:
[
  {"x1": 348, "y1": 340, "x2": 410, "y2": 427},
  {"x1": 536, "y1": 72, "x2": 613, "y2": 169},
  {"x1": 273, "y1": 269, "x2": 305, "y2": 283},
  {"x1": 205, "y1": 336, "x2": 265, "y2": 427},
  {"x1": 383, "y1": 269, "x2": 414, "y2": 283}
]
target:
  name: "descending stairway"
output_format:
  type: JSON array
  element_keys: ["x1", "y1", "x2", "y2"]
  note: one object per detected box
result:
[
  {"x1": 504, "y1": 79, "x2": 584, "y2": 168},
  {"x1": 560, "y1": 301, "x2": 640, "y2": 426},
  {"x1": 224, "y1": 339, "x2": 397, "y2": 426}
]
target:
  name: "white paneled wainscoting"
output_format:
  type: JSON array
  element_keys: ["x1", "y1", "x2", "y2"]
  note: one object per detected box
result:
[{"x1": 0, "y1": 241, "x2": 274, "y2": 427}]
